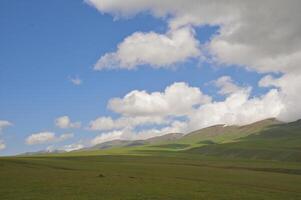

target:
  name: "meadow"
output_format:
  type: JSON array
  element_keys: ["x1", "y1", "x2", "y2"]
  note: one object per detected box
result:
[{"x1": 1, "y1": 153, "x2": 301, "y2": 200}]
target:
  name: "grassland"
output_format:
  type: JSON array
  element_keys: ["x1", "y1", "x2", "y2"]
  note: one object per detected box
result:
[{"x1": 1, "y1": 154, "x2": 301, "y2": 200}]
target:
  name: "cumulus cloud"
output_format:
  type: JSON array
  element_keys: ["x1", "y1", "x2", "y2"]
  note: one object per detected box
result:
[
  {"x1": 134, "y1": 120, "x2": 188, "y2": 140},
  {"x1": 87, "y1": 0, "x2": 301, "y2": 73},
  {"x1": 88, "y1": 116, "x2": 166, "y2": 131},
  {"x1": 91, "y1": 130, "x2": 125, "y2": 145},
  {"x1": 188, "y1": 88, "x2": 284, "y2": 130},
  {"x1": 0, "y1": 120, "x2": 12, "y2": 132},
  {"x1": 55, "y1": 116, "x2": 81, "y2": 129},
  {"x1": 90, "y1": 120, "x2": 187, "y2": 145},
  {"x1": 26, "y1": 132, "x2": 56, "y2": 145},
  {"x1": 26, "y1": 132, "x2": 74, "y2": 145},
  {"x1": 214, "y1": 76, "x2": 248, "y2": 95},
  {"x1": 94, "y1": 27, "x2": 200, "y2": 70},
  {"x1": 108, "y1": 82, "x2": 211, "y2": 116},
  {"x1": 0, "y1": 140, "x2": 6, "y2": 151},
  {"x1": 259, "y1": 73, "x2": 301, "y2": 121}
]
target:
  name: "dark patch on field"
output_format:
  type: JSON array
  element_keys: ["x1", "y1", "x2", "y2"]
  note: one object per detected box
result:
[
  {"x1": 198, "y1": 140, "x2": 216, "y2": 145},
  {"x1": 151, "y1": 143, "x2": 190, "y2": 149},
  {"x1": 98, "y1": 174, "x2": 105, "y2": 178},
  {"x1": 126, "y1": 141, "x2": 145, "y2": 147}
]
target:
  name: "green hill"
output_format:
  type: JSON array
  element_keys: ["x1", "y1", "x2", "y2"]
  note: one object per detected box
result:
[
  {"x1": 75, "y1": 118, "x2": 301, "y2": 162},
  {"x1": 187, "y1": 119, "x2": 301, "y2": 162},
  {"x1": 138, "y1": 118, "x2": 283, "y2": 152},
  {"x1": 26, "y1": 118, "x2": 301, "y2": 163},
  {"x1": 178, "y1": 118, "x2": 282, "y2": 145}
]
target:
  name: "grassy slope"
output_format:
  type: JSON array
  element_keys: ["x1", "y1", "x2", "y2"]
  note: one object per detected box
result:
[
  {"x1": 177, "y1": 118, "x2": 282, "y2": 146},
  {"x1": 69, "y1": 120, "x2": 269, "y2": 156},
  {"x1": 188, "y1": 120, "x2": 301, "y2": 162}
]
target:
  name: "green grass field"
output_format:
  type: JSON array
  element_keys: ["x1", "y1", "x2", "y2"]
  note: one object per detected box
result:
[
  {"x1": 1, "y1": 154, "x2": 301, "y2": 200},
  {"x1": 0, "y1": 152, "x2": 301, "y2": 200},
  {"x1": 1, "y1": 119, "x2": 301, "y2": 199}
]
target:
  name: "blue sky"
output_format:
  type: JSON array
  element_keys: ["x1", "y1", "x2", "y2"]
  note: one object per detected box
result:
[{"x1": 1, "y1": 0, "x2": 299, "y2": 155}]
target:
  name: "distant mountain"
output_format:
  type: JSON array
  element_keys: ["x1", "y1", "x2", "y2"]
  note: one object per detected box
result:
[
  {"x1": 80, "y1": 118, "x2": 284, "y2": 153},
  {"x1": 85, "y1": 133, "x2": 183, "y2": 151},
  {"x1": 86, "y1": 140, "x2": 144, "y2": 150},
  {"x1": 21, "y1": 118, "x2": 301, "y2": 162},
  {"x1": 20, "y1": 149, "x2": 65, "y2": 156},
  {"x1": 144, "y1": 133, "x2": 183, "y2": 144}
]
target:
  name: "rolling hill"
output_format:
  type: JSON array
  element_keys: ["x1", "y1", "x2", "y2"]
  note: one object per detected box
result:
[
  {"x1": 187, "y1": 119, "x2": 301, "y2": 161},
  {"x1": 22, "y1": 118, "x2": 301, "y2": 162}
]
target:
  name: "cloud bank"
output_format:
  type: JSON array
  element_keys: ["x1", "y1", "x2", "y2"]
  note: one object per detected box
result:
[
  {"x1": 26, "y1": 132, "x2": 73, "y2": 145},
  {"x1": 88, "y1": 78, "x2": 286, "y2": 145},
  {"x1": 87, "y1": 0, "x2": 301, "y2": 73}
]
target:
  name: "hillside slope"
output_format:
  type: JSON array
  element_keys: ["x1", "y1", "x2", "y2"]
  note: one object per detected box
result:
[
  {"x1": 187, "y1": 120, "x2": 301, "y2": 161},
  {"x1": 37, "y1": 118, "x2": 301, "y2": 162}
]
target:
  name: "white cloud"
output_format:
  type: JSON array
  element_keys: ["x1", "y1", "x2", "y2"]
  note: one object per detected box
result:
[
  {"x1": 90, "y1": 120, "x2": 187, "y2": 145},
  {"x1": 134, "y1": 120, "x2": 188, "y2": 140},
  {"x1": 188, "y1": 88, "x2": 284, "y2": 130},
  {"x1": 69, "y1": 76, "x2": 82, "y2": 85},
  {"x1": 214, "y1": 76, "x2": 248, "y2": 95},
  {"x1": 258, "y1": 75, "x2": 276, "y2": 88},
  {"x1": 0, "y1": 140, "x2": 6, "y2": 151},
  {"x1": 87, "y1": 0, "x2": 301, "y2": 74},
  {"x1": 25, "y1": 132, "x2": 74, "y2": 145},
  {"x1": 259, "y1": 73, "x2": 301, "y2": 122},
  {"x1": 94, "y1": 27, "x2": 200, "y2": 70},
  {"x1": 26, "y1": 132, "x2": 56, "y2": 145},
  {"x1": 55, "y1": 116, "x2": 81, "y2": 129},
  {"x1": 91, "y1": 130, "x2": 125, "y2": 145},
  {"x1": 0, "y1": 120, "x2": 12, "y2": 132},
  {"x1": 108, "y1": 82, "x2": 211, "y2": 116},
  {"x1": 0, "y1": 120, "x2": 12, "y2": 151},
  {"x1": 61, "y1": 143, "x2": 84, "y2": 152},
  {"x1": 88, "y1": 116, "x2": 166, "y2": 131}
]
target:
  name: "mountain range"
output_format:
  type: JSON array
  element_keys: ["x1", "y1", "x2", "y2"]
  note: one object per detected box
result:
[{"x1": 23, "y1": 118, "x2": 301, "y2": 162}]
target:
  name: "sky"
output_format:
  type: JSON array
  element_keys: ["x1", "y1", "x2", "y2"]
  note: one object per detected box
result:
[{"x1": 1, "y1": 0, "x2": 300, "y2": 155}]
